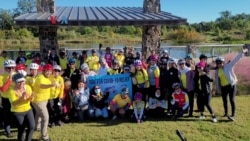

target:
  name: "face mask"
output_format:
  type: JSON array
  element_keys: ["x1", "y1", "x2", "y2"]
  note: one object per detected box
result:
[
  {"x1": 95, "y1": 88, "x2": 101, "y2": 94},
  {"x1": 155, "y1": 89, "x2": 161, "y2": 98},
  {"x1": 155, "y1": 94, "x2": 161, "y2": 98}
]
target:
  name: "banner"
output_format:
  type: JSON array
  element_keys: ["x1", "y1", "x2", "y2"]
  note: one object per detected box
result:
[{"x1": 87, "y1": 74, "x2": 132, "y2": 102}]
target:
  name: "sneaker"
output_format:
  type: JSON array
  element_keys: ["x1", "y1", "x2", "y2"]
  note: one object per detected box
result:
[
  {"x1": 199, "y1": 115, "x2": 205, "y2": 119},
  {"x1": 56, "y1": 121, "x2": 63, "y2": 126},
  {"x1": 112, "y1": 115, "x2": 117, "y2": 120},
  {"x1": 228, "y1": 116, "x2": 235, "y2": 121},
  {"x1": 212, "y1": 116, "x2": 217, "y2": 123}
]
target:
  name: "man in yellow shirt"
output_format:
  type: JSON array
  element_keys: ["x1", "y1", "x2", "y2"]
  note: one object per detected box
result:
[
  {"x1": 110, "y1": 88, "x2": 132, "y2": 120},
  {"x1": 32, "y1": 64, "x2": 57, "y2": 141},
  {"x1": 48, "y1": 65, "x2": 64, "y2": 127}
]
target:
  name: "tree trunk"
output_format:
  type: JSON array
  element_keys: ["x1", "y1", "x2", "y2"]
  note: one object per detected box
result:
[
  {"x1": 142, "y1": 0, "x2": 161, "y2": 59},
  {"x1": 37, "y1": 0, "x2": 55, "y2": 13}
]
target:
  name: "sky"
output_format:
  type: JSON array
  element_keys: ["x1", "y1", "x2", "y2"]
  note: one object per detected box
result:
[{"x1": 1, "y1": 0, "x2": 250, "y2": 23}]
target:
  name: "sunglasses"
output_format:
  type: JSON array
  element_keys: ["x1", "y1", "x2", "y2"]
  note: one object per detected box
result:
[
  {"x1": 54, "y1": 69, "x2": 61, "y2": 72},
  {"x1": 7, "y1": 67, "x2": 15, "y2": 70},
  {"x1": 179, "y1": 63, "x2": 184, "y2": 65}
]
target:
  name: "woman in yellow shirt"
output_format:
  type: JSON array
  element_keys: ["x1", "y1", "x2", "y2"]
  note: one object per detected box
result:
[
  {"x1": 7, "y1": 73, "x2": 35, "y2": 141},
  {"x1": 132, "y1": 60, "x2": 149, "y2": 102}
]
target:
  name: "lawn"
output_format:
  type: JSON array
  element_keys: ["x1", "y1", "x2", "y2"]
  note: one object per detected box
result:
[{"x1": 1, "y1": 95, "x2": 250, "y2": 141}]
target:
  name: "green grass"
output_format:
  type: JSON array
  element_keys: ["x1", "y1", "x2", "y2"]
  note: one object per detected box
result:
[{"x1": 1, "y1": 95, "x2": 250, "y2": 141}]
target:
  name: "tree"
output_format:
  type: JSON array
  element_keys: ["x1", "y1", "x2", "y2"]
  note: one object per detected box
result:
[
  {"x1": 17, "y1": 0, "x2": 36, "y2": 14},
  {"x1": 0, "y1": 9, "x2": 14, "y2": 30}
]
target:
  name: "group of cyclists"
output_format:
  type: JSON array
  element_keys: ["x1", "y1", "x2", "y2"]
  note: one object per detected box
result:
[{"x1": 0, "y1": 46, "x2": 247, "y2": 141}]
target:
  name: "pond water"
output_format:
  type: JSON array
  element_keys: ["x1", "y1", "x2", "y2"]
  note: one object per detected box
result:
[{"x1": 3, "y1": 43, "x2": 243, "y2": 60}]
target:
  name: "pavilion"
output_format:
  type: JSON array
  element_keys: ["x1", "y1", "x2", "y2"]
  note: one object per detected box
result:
[{"x1": 14, "y1": 0, "x2": 187, "y2": 60}]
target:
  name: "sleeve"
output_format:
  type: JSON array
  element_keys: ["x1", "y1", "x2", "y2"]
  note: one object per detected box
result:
[
  {"x1": 143, "y1": 69, "x2": 149, "y2": 81},
  {"x1": 182, "y1": 93, "x2": 189, "y2": 110},
  {"x1": 0, "y1": 77, "x2": 12, "y2": 92},
  {"x1": 227, "y1": 52, "x2": 244, "y2": 67},
  {"x1": 110, "y1": 95, "x2": 118, "y2": 105},
  {"x1": 133, "y1": 102, "x2": 139, "y2": 119},
  {"x1": 148, "y1": 97, "x2": 154, "y2": 109},
  {"x1": 154, "y1": 68, "x2": 160, "y2": 88},
  {"x1": 58, "y1": 77, "x2": 65, "y2": 99}
]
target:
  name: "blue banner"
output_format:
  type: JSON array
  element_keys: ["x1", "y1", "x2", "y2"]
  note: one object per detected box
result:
[{"x1": 87, "y1": 74, "x2": 132, "y2": 102}]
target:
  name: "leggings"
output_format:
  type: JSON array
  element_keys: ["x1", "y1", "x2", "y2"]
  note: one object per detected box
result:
[
  {"x1": 197, "y1": 93, "x2": 214, "y2": 114},
  {"x1": 221, "y1": 85, "x2": 236, "y2": 116},
  {"x1": 13, "y1": 109, "x2": 35, "y2": 141}
]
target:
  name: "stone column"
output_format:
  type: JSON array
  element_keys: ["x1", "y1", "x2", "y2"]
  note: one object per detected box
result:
[
  {"x1": 37, "y1": 0, "x2": 57, "y2": 62},
  {"x1": 142, "y1": 0, "x2": 161, "y2": 59}
]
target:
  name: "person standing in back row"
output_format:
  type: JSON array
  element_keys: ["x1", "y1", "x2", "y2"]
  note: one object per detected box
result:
[{"x1": 214, "y1": 48, "x2": 248, "y2": 121}]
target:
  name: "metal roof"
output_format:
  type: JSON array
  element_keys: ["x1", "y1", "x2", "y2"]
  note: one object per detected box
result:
[{"x1": 14, "y1": 6, "x2": 187, "y2": 26}]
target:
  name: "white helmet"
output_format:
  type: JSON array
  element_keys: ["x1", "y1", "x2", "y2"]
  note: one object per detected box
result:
[
  {"x1": 81, "y1": 63, "x2": 89, "y2": 70},
  {"x1": 53, "y1": 65, "x2": 62, "y2": 71},
  {"x1": 29, "y1": 63, "x2": 39, "y2": 70},
  {"x1": 4, "y1": 60, "x2": 16, "y2": 67},
  {"x1": 215, "y1": 57, "x2": 225, "y2": 63}
]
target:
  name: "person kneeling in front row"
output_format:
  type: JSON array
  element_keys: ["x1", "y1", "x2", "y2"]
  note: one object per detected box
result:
[
  {"x1": 171, "y1": 83, "x2": 189, "y2": 119},
  {"x1": 110, "y1": 88, "x2": 132, "y2": 120}
]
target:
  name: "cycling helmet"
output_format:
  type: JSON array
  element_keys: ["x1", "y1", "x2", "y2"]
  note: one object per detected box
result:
[
  {"x1": 168, "y1": 58, "x2": 176, "y2": 64},
  {"x1": 29, "y1": 63, "x2": 39, "y2": 70},
  {"x1": 172, "y1": 82, "x2": 181, "y2": 89},
  {"x1": 178, "y1": 59, "x2": 186, "y2": 65},
  {"x1": 215, "y1": 56, "x2": 225, "y2": 63},
  {"x1": 43, "y1": 64, "x2": 53, "y2": 71},
  {"x1": 134, "y1": 92, "x2": 142, "y2": 100},
  {"x1": 4, "y1": 60, "x2": 16, "y2": 67},
  {"x1": 134, "y1": 60, "x2": 142, "y2": 66},
  {"x1": 81, "y1": 63, "x2": 89, "y2": 70},
  {"x1": 53, "y1": 65, "x2": 62, "y2": 71}
]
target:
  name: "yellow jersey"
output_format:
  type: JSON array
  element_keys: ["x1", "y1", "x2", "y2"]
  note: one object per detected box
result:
[
  {"x1": 0, "y1": 73, "x2": 13, "y2": 98},
  {"x1": 7, "y1": 85, "x2": 32, "y2": 112},
  {"x1": 49, "y1": 75, "x2": 64, "y2": 99},
  {"x1": 33, "y1": 74, "x2": 52, "y2": 102},
  {"x1": 86, "y1": 55, "x2": 100, "y2": 71}
]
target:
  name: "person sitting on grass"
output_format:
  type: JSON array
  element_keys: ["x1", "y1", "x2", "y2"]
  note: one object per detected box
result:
[
  {"x1": 132, "y1": 92, "x2": 145, "y2": 123},
  {"x1": 110, "y1": 88, "x2": 132, "y2": 120},
  {"x1": 89, "y1": 85, "x2": 109, "y2": 119},
  {"x1": 147, "y1": 88, "x2": 167, "y2": 117},
  {"x1": 171, "y1": 83, "x2": 189, "y2": 119}
]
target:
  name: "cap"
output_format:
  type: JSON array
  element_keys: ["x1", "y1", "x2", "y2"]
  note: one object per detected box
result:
[
  {"x1": 16, "y1": 64, "x2": 26, "y2": 70},
  {"x1": 121, "y1": 88, "x2": 129, "y2": 94},
  {"x1": 91, "y1": 49, "x2": 96, "y2": 53},
  {"x1": 12, "y1": 73, "x2": 25, "y2": 83},
  {"x1": 134, "y1": 92, "x2": 142, "y2": 100},
  {"x1": 68, "y1": 58, "x2": 76, "y2": 64}
]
